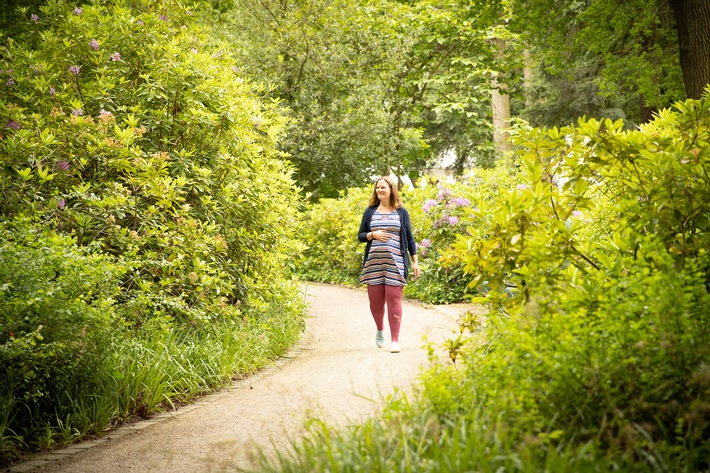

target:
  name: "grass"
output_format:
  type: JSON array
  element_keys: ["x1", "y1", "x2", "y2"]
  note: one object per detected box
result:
[
  {"x1": 244, "y1": 394, "x2": 626, "y2": 473},
  {"x1": 0, "y1": 296, "x2": 305, "y2": 464}
]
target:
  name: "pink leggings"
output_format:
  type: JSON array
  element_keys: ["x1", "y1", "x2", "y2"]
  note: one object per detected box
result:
[{"x1": 367, "y1": 284, "x2": 404, "y2": 342}]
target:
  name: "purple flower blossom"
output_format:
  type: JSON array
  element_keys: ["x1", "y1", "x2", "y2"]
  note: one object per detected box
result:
[
  {"x1": 73, "y1": 7, "x2": 83, "y2": 15},
  {"x1": 186, "y1": 10, "x2": 193, "y2": 15},
  {"x1": 231, "y1": 66, "x2": 240, "y2": 74},
  {"x1": 57, "y1": 199, "x2": 66, "y2": 209},
  {"x1": 571, "y1": 210, "x2": 583, "y2": 218},
  {"x1": 100, "y1": 109, "x2": 113, "y2": 118},
  {"x1": 6, "y1": 78, "x2": 14, "y2": 87},
  {"x1": 68, "y1": 65, "x2": 81, "y2": 76},
  {"x1": 89, "y1": 39, "x2": 100, "y2": 50},
  {"x1": 420, "y1": 247, "x2": 428, "y2": 258},
  {"x1": 71, "y1": 108, "x2": 84, "y2": 116},
  {"x1": 447, "y1": 197, "x2": 470, "y2": 208},
  {"x1": 31, "y1": 14, "x2": 39, "y2": 23},
  {"x1": 420, "y1": 239, "x2": 431, "y2": 248},
  {"x1": 56, "y1": 160, "x2": 71, "y2": 171},
  {"x1": 49, "y1": 87, "x2": 56, "y2": 97},
  {"x1": 433, "y1": 216, "x2": 449, "y2": 228},
  {"x1": 110, "y1": 52, "x2": 122, "y2": 61},
  {"x1": 448, "y1": 216, "x2": 459, "y2": 225},
  {"x1": 6, "y1": 69, "x2": 12, "y2": 75},
  {"x1": 159, "y1": 14, "x2": 168, "y2": 22},
  {"x1": 516, "y1": 183, "x2": 529, "y2": 191},
  {"x1": 6, "y1": 120, "x2": 21, "y2": 130},
  {"x1": 422, "y1": 199, "x2": 439, "y2": 213},
  {"x1": 436, "y1": 185, "x2": 452, "y2": 200},
  {"x1": 136, "y1": 20, "x2": 145, "y2": 26}
]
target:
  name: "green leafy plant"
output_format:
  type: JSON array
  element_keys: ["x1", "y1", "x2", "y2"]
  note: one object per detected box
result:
[
  {"x1": 444, "y1": 90, "x2": 710, "y2": 465},
  {"x1": 0, "y1": 0, "x2": 306, "y2": 460}
]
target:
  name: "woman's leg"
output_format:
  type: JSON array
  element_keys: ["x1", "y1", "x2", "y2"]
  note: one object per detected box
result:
[
  {"x1": 367, "y1": 284, "x2": 386, "y2": 330},
  {"x1": 384, "y1": 285, "x2": 404, "y2": 342}
]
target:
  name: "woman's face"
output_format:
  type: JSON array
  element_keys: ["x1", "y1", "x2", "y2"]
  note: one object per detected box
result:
[{"x1": 375, "y1": 179, "x2": 391, "y2": 203}]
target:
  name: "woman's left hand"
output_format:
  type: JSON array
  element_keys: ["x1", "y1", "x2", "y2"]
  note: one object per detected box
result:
[{"x1": 411, "y1": 262, "x2": 420, "y2": 280}]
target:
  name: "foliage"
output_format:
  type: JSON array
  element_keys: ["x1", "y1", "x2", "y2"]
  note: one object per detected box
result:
[
  {"x1": 442, "y1": 91, "x2": 710, "y2": 465},
  {"x1": 0, "y1": 0, "x2": 301, "y2": 324},
  {"x1": 514, "y1": 0, "x2": 686, "y2": 125},
  {"x1": 0, "y1": 0, "x2": 307, "y2": 460},
  {"x1": 248, "y1": 92, "x2": 710, "y2": 472},
  {"x1": 295, "y1": 186, "x2": 370, "y2": 285},
  {"x1": 393, "y1": 0, "x2": 524, "y2": 170},
  {"x1": 403, "y1": 170, "x2": 516, "y2": 304},
  {"x1": 217, "y1": 0, "x2": 429, "y2": 199},
  {"x1": 0, "y1": 218, "x2": 123, "y2": 455}
]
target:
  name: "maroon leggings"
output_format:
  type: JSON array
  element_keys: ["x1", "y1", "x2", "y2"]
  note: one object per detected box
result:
[{"x1": 367, "y1": 284, "x2": 404, "y2": 342}]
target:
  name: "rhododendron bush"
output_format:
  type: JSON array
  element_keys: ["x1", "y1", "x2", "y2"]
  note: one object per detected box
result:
[
  {"x1": 1, "y1": 0, "x2": 303, "y2": 457},
  {"x1": 437, "y1": 91, "x2": 710, "y2": 465},
  {"x1": 1, "y1": 0, "x2": 301, "y2": 322}
]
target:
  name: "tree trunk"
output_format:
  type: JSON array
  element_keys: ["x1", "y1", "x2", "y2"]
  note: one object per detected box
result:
[
  {"x1": 523, "y1": 48, "x2": 534, "y2": 109},
  {"x1": 669, "y1": 0, "x2": 710, "y2": 99},
  {"x1": 491, "y1": 39, "x2": 511, "y2": 156}
]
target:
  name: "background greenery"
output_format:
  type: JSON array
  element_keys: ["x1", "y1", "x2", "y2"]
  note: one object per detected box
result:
[
  {"x1": 1, "y1": 0, "x2": 708, "y2": 469},
  {"x1": 1, "y1": 0, "x2": 305, "y2": 461},
  {"x1": 256, "y1": 91, "x2": 710, "y2": 472}
]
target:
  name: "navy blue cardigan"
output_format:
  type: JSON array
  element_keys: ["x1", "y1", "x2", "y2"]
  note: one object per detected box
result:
[{"x1": 358, "y1": 205, "x2": 417, "y2": 280}]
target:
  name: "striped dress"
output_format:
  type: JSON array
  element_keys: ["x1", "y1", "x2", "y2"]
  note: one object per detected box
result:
[{"x1": 359, "y1": 209, "x2": 407, "y2": 286}]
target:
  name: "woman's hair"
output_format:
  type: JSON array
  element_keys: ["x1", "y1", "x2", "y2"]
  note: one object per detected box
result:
[{"x1": 368, "y1": 176, "x2": 402, "y2": 209}]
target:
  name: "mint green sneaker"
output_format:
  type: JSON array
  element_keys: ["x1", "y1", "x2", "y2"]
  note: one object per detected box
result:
[{"x1": 376, "y1": 330, "x2": 385, "y2": 348}]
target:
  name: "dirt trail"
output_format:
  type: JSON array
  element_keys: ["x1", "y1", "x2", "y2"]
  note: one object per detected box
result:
[{"x1": 21, "y1": 283, "x2": 476, "y2": 473}]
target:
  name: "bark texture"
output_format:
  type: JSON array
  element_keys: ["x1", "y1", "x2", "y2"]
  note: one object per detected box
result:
[{"x1": 670, "y1": 0, "x2": 710, "y2": 99}]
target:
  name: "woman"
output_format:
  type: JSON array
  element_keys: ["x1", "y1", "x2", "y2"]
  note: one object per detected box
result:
[{"x1": 358, "y1": 176, "x2": 419, "y2": 353}]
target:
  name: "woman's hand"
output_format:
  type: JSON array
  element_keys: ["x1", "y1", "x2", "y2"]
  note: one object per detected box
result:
[
  {"x1": 411, "y1": 261, "x2": 420, "y2": 279},
  {"x1": 371, "y1": 230, "x2": 392, "y2": 242}
]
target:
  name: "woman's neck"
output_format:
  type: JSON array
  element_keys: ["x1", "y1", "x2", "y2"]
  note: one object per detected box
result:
[{"x1": 378, "y1": 201, "x2": 394, "y2": 212}]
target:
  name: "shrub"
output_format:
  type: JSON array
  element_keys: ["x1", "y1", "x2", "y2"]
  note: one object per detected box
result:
[
  {"x1": 0, "y1": 218, "x2": 124, "y2": 450},
  {"x1": 295, "y1": 186, "x2": 370, "y2": 285},
  {"x1": 0, "y1": 0, "x2": 302, "y2": 328},
  {"x1": 445, "y1": 91, "x2": 710, "y2": 466},
  {"x1": 0, "y1": 0, "x2": 306, "y2": 459}
]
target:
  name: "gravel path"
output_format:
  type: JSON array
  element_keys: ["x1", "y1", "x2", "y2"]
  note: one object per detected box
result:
[{"x1": 17, "y1": 283, "x2": 476, "y2": 473}]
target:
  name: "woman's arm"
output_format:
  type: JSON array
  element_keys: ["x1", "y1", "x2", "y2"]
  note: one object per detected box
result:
[
  {"x1": 402, "y1": 208, "x2": 417, "y2": 256},
  {"x1": 357, "y1": 207, "x2": 372, "y2": 242}
]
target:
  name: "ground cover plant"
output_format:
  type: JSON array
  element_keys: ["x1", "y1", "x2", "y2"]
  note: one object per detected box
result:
[
  {"x1": 0, "y1": 0, "x2": 305, "y2": 462},
  {"x1": 256, "y1": 91, "x2": 710, "y2": 471}
]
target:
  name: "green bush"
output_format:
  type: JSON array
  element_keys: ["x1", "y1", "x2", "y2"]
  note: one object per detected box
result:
[
  {"x1": 404, "y1": 168, "x2": 515, "y2": 304},
  {"x1": 0, "y1": 218, "x2": 124, "y2": 453},
  {"x1": 295, "y1": 186, "x2": 370, "y2": 285},
  {"x1": 0, "y1": 0, "x2": 306, "y2": 460},
  {"x1": 0, "y1": 0, "x2": 302, "y2": 327},
  {"x1": 444, "y1": 91, "x2": 710, "y2": 466}
]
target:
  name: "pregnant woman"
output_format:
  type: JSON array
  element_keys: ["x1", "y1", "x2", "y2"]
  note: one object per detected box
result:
[{"x1": 358, "y1": 176, "x2": 419, "y2": 353}]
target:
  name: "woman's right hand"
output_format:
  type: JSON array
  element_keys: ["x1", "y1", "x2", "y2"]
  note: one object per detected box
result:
[{"x1": 372, "y1": 230, "x2": 392, "y2": 242}]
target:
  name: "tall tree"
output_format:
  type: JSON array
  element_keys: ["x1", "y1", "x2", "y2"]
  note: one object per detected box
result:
[
  {"x1": 670, "y1": 0, "x2": 710, "y2": 99},
  {"x1": 385, "y1": 0, "x2": 524, "y2": 170},
  {"x1": 513, "y1": 0, "x2": 689, "y2": 125},
  {"x1": 215, "y1": 0, "x2": 427, "y2": 199}
]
